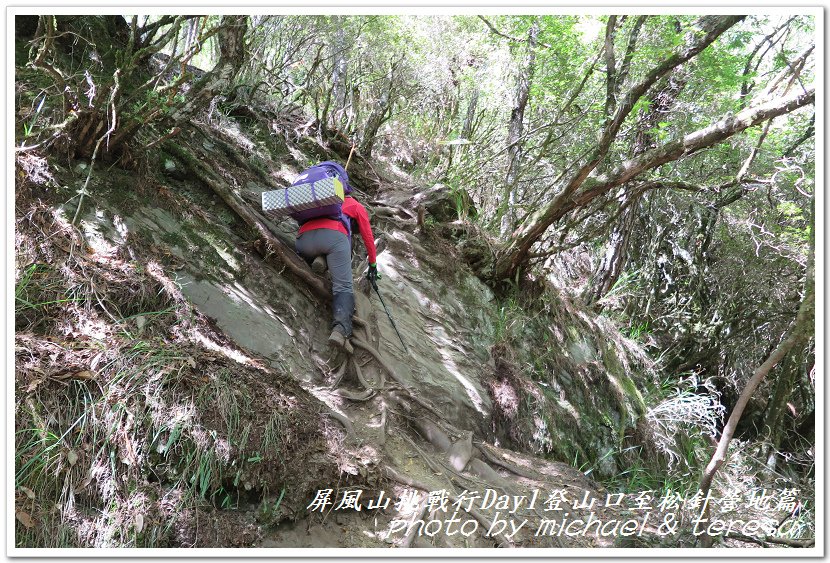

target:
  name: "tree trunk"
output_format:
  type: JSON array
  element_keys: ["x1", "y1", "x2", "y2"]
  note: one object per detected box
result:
[
  {"x1": 586, "y1": 69, "x2": 687, "y2": 306},
  {"x1": 330, "y1": 17, "x2": 348, "y2": 127},
  {"x1": 358, "y1": 89, "x2": 390, "y2": 158},
  {"x1": 449, "y1": 86, "x2": 480, "y2": 172},
  {"x1": 603, "y1": 16, "x2": 618, "y2": 119},
  {"x1": 184, "y1": 16, "x2": 198, "y2": 54},
  {"x1": 358, "y1": 64, "x2": 396, "y2": 158},
  {"x1": 170, "y1": 16, "x2": 248, "y2": 124},
  {"x1": 500, "y1": 18, "x2": 539, "y2": 237},
  {"x1": 492, "y1": 86, "x2": 814, "y2": 282},
  {"x1": 461, "y1": 87, "x2": 479, "y2": 141},
  {"x1": 617, "y1": 16, "x2": 647, "y2": 92},
  {"x1": 583, "y1": 191, "x2": 641, "y2": 306},
  {"x1": 760, "y1": 353, "x2": 799, "y2": 472}
]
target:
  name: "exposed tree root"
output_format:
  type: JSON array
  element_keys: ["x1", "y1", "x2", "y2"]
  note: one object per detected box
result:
[
  {"x1": 466, "y1": 457, "x2": 508, "y2": 486},
  {"x1": 410, "y1": 416, "x2": 452, "y2": 453},
  {"x1": 328, "y1": 359, "x2": 349, "y2": 388},
  {"x1": 352, "y1": 355, "x2": 381, "y2": 390},
  {"x1": 399, "y1": 432, "x2": 456, "y2": 491},
  {"x1": 377, "y1": 399, "x2": 387, "y2": 446},
  {"x1": 351, "y1": 338, "x2": 451, "y2": 423},
  {"x1": 382, "y1": 465, "x2": 432, "y2": 493},
  {"x1": 724, "y1": 533, "x2": 815, "y2": 548},
  {"x1": 399, "y1": 427, "x2": 512, "y2": 503},
  {"x1": 475, "y1": 441, "x2": 545, "y2": 481},
  {"x1": 333, "y1": 388, "x2": 375, "y2": 402},
  {"x1": 324, "y1": 407, "x2": 355, "y2": 440},
  {"x1": 401, "y1": 502, "x2": 429, "y2": 548},
  {"x1": 351, "y1": 337, "x2": 402, "y2": 383},
  {"x1": 382, "y1": 382, "x2": 450, "y2": 431}
]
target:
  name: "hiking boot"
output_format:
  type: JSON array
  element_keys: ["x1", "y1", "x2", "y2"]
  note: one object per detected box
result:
[
  {"x1": 311, "y1": 256, "x2": 327, "y2": 275},
  {"x1": 328, "y1": 327, "x2": 353, "y2": 354},
  {"x1": 331, "y1": 292, "x2": 355, "y2": 337}
]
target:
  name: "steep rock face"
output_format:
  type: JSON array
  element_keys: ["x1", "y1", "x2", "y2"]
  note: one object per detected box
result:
[
  {"x1": 72, "y1": 131, "x2": 652, "y2": 480},
  {"x1": 78, "y1": 180, "x2": 500, "y2": 434}
]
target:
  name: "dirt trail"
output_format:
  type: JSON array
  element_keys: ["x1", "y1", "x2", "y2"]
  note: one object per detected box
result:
[{"x1": 146, "y1": 136, "x2": 621, "y2": 548}]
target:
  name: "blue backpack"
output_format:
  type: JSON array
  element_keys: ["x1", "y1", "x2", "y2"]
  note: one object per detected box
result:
[{"x1": 262, "y1": 160, "x2": 353, "y2": 237}]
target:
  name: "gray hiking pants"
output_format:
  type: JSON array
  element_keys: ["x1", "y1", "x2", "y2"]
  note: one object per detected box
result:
[{"x1": 295, "y1": 228, "x2": 354, "y2": 336}]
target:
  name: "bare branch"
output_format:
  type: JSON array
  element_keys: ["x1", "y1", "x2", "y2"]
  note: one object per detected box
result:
[
  {"x1": 477, "y1": 16, "x2": 553, "y2": 49},
  {"x1": 739, "y1": 16, "x2": 796, "y2": 106},
  {"x1": 137, "y1": 14, "x2": 199, "y2": 46},
  {"x1": 601, "y1": 16, "x2": 744, "y2": 153},
  {"x1": 495, "y1": 84, "x2": 813, "y2": 280},
  {"x1": 589, "y1": 87, "x2": 814, "y2": 201},
  {"x1": 30, "y1": 16, "x2": 75, "y2": 111},
  {"x1": 784, "y1": 114, "x2": 815, "y2": 157},
  {"x1": 617, "y1": 15, "x2": 647, "y2": 89},
  {"x1": 759, "y1": 44, "x2": 815, "y2": 102}
]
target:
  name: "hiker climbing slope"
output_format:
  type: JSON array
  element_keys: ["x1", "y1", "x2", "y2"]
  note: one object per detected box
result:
[{"x1": 290, "y1": 161, "x2": 379, "y2": 350}]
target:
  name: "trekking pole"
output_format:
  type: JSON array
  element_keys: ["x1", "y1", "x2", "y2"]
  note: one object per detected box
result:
[{"x1": 370, "y1": 279, "x2": 408, "y2": 353}]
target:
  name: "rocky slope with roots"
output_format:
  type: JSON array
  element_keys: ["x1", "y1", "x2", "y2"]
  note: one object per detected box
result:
[{"x1": 15, "y1": 93, "x2": 671, "y2": 549}]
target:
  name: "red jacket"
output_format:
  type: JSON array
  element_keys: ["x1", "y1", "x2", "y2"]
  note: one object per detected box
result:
[{"x1": 298, "y1": 197, "x2": 377, "y2": 264}]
